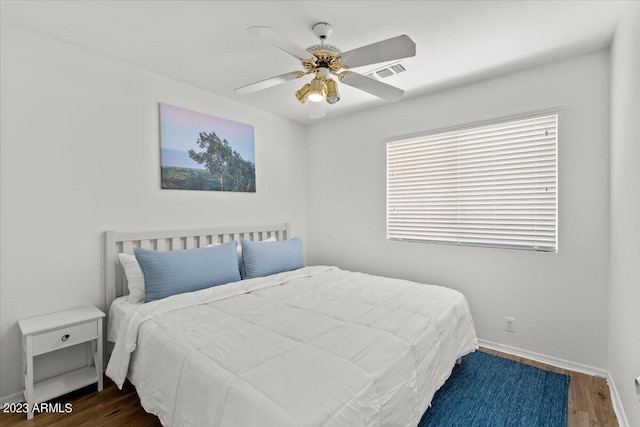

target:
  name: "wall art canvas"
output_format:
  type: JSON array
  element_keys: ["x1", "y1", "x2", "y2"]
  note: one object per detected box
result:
[{"x1": 159, "y1": 103, "x2": 256, "y2": 192}]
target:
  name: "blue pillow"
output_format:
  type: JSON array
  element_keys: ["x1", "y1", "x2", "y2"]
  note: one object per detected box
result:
[
  {"x1": 240, "y1": 237, "x2": 305, "y2": 279},
  {"x1": 135, "y1": 241, "x2": 240, "y2": 302}
]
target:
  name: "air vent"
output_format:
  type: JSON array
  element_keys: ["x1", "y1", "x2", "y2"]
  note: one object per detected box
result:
[
  {"x1": 376, "y1": 68, "x2": 394, "y2": 79},
  {"x1": 389, "y1": 63, "x2": 406, "y2": 73},
  {"x1": 365, "y1": 61, "x2": 408, "y2": 81}
]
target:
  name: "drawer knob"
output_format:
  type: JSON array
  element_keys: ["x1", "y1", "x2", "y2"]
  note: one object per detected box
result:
[{"x1": 61, "y1": 334, "x2": 70, "y2": 342}]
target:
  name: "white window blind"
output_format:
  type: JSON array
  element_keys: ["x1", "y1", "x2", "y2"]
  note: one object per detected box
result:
[{"x1": 387, "y1": 114, "x2": 557, "y2": 252}]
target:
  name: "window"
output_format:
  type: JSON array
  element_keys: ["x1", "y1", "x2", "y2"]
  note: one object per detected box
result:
[{"x1": 386, "y1": 114, "x2": 557, "y2": 252}]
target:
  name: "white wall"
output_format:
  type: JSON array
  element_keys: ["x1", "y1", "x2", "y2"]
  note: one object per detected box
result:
[
  {"x1": 307, "y1": 51, "x2": 610, "y2": 369},
  {"x1": 0, "y1": 23, "x2": 308, "y2": 400},
  {"x1": 2, "y1": 13, "x2": 631, "y2": 417},
  {"x1": 609, "y1": 2, "x2": 640, "y2": 425}
]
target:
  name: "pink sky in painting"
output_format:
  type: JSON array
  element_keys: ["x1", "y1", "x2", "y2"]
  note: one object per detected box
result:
[{"x1": 159, "y1": 103, "x2": 255, "y2": 164}]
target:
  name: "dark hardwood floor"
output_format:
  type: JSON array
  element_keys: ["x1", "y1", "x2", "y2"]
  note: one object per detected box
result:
[{"x1": 0, "y1": 348, "x2": 618, "y2": 426}]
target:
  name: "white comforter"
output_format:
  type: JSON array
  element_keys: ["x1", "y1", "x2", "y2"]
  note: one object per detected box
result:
[{"x1": 106, "y1": 266, "x2": 477, "y2": 427}]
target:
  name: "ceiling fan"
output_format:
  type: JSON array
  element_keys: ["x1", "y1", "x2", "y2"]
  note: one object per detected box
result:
[{"x1": 234, "y1": 22, "x2": 416, "y2": 119}]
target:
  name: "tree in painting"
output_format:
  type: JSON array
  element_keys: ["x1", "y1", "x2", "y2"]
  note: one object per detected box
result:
[{"x1": 187, "y1": 131, "x2": 255, "y2": 192}]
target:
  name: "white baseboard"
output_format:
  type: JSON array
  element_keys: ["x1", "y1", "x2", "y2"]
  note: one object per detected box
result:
[
  {"x1": 478, "y1": 339, "x2": 608, "y2": 377},
  {"x1": 0, "y1": 391, "x2": 23, "y2": 405},
  {"x1": 607, "y1": 373, "x2": 630, "y2": 427},
  {"x1": 478, "y1": 339, "x2": 630, "y2": 426}
]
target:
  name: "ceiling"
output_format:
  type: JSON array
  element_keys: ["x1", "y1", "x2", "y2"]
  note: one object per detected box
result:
[{"x1": 0, "y1": 1, "x2": 627, "y2": 125}]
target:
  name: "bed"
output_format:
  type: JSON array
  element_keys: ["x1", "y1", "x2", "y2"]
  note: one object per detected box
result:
[{"x1": 104, "y1": 224, "x2": 477, "y2": 427}]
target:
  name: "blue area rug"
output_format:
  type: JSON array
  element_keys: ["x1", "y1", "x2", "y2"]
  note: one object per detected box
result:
[{"x1": 419, "y1": 351, "x2": 569, "y2": 427}]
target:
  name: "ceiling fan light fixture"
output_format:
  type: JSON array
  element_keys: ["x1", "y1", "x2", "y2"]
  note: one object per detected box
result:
[
  {"x1": 236, "y1": 23, "x2": 415, "y2": 119},
  {"x1": 325, "y1": 78, "x2": 340, "y2": 104},
  {"x1": 308, "y1": 77, "x2": 324, "y2": 102},
  {"x1": 295, "y1": 83, "x2": 311, "y2": 103}
]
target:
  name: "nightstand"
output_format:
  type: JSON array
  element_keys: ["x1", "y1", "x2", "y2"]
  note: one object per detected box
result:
[{"x1": 17, "y1": 306, "x2": 105, "y2": 420}]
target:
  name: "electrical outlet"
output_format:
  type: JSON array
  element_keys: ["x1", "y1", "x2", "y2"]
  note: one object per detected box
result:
[{"x1": 505, "y1": 316, "x2": 516, "y2": 333}]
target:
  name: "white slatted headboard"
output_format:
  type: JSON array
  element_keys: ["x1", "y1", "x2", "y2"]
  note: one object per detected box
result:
[{"x1": 104, "y1": 224, "x2": 289, "y2": 312}]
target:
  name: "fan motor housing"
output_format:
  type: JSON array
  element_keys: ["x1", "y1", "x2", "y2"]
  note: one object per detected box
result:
[
  {"x1": 304, "y1": 23, "x2": 344, "y2": 73},
  {"x1": 302, "y1": 48, "x2": 344, "y2": 73}
]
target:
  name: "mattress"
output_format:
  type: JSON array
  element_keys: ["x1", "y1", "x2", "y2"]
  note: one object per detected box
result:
[
  {"x1": 107, "y1": 266, "x2": 477, "y2": 427},
  {"x1": 107, "y1": 295, "x2": 143, "y2": 342}
]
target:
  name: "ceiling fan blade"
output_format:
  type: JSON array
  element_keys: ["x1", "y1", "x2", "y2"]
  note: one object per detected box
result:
[
  {"x1": 341, "y1": 35, "x2": 416, "y2": 69},
  {"x1": 341, "y1": 72, "x2": 404, "y2": 101},
  {"x1": 308, "y1": 101, "x2": 327, "y2": 119},
  {"x1": 248, "y1": 26, "x2": 312, "y2": 61},
  {"x1": 235, "y1": 71, "x2": 302, "y2": 96}
]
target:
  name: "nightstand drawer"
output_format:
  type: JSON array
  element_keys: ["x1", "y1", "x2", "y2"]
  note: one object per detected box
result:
[{"x1": 32, "y1": 321, "x2": 98, "y2": 356}]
